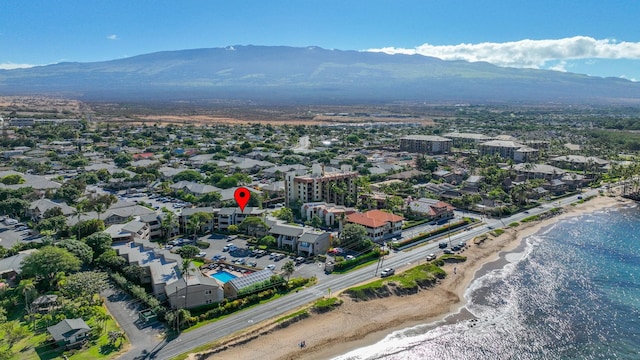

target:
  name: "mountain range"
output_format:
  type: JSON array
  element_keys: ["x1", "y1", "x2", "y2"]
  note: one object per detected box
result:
[{"x1": 1, "y1": 45, "x2": 640, "y2": 104}]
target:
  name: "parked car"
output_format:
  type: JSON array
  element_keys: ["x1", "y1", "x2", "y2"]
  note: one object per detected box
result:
[
  {"x1": 248, "y1": 261, "x2": 257, "y2": 267},
  {"x1": 345, "y1": 255, "x2": 356, "y2": 261},
  {"x1": 196, "y1": 252, "x2": 207, "y2": 258},
  {"x1": 295, "y1": 256, "x2": 306, "y2": 264},
  {"x1": 223, "y1": 244, "x2": 235, "y2": 252},
  {"x1": 212, "y1": 254, "x2": 227, "y2": 261},
  {"x1": 266, "y1": 264, "x2": 276, "y2": 270},
  {"x1": 380, "y1": 268, "x2": 395, "y2": 277},
  {"x1": 443, "y1": 249, "x2": 454, "y2": 255},
  {"x1": 164, "y1": 244, "x2": 174, "y2": 250},
  {"x1": 274, "y1": 253, "x2": 286, "y2": 261},
  {"x1": 235, "y1": 258, "x2": 246, "y2": 265},
  {"x1": 426, "y1": 254, "x2": 436, "y2": 261}
]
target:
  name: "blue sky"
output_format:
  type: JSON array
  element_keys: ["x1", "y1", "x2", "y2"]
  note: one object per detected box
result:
[{"x1": 2, "y1": 0, "x2": 640, "y2": 80}]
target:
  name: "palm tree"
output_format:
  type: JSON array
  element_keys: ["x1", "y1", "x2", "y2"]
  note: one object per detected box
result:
[
  {"x1": 180, "y1": 259, "x2": 191, "y2": 311},
  {"x1": 95, "y1": 203, "x2": 106, "y2": 221},
  {"x1": 161, "y1": 212, "x2": 177, "y2": 245},
  {"x1": 20, "y1": 279, "x2": 36, "y2": 314},
  {"x1": 72, "y1": 202, "x2": 87, "y2": 240},
  {"x1": 282, "y1": 260, "x2": 295, "y2": 282}
]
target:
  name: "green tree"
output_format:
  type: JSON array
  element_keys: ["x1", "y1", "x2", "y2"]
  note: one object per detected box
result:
[
  {"x1": 339, "y1": 223, "x2": 369, "y2": 251},
  {"x1": 59, "y1": 271, "x2": 109, "y2": 303},
  {"x1": 238, "y1": 216, "x2": 269, "y2": 236},
  {"x1": 274, "y1": 207, "x2": 294, "y2": 222},
  {"x1": 176, "y1": 245, "x2": 200, "y2": 259},
  {"x1": 1, "y1": 321, "x2": 28, "y2": 349},
  {"x1": 259, "y1": 235, "x2": 277, "y2": 247},
  {"x1": 72, "y1": 218, "x2": 105, "y2": 240},
  {"x1": 84, "y1": 232, "x2": 113, "y2": 259},
  {"x1": 20, "y1": 246, "x2": 81, "y2": 283},
  {"x1": 95, "y1": 249, "x2": 127, "y2": 271},
  {"x1": 310, "y1": 215, "x2": 322, "y2": 229},
  {"x1": 0, "y1": 174, "x2": 25, "y2": 185},
  {"x1": 282, "y1": 260, "x2": 295, "y2": 282},
  {"x1": 227, "y1": 224, "x2": 239, "y2": 233},
  {"x1": 114, "y1": 153, "x2": 133, "y2": 167},
  {"x1": 173, "y1": 169, "x2": 204, "y2": 183},
  {"x1": 56, "y1": 239, "x2": 93, "y2": 264},
  {"x1": 161, "y1": 212, "x2": 178, "y2": 244}
]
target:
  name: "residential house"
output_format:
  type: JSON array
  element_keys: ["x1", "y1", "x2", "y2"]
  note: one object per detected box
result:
[
  {"x1": 0, "y1": 249, "x2": 36, "y2": 280},
  {"x1": 47, "y1": 318, "x2": 91, "y2": 349},
  {"x1": 345, "y1": 210, "x2": 404, "y2": 243},
  {"x1": 31, "y1": 294, "x2": 59, "y2": 313},
  {"x1": 27, "y1": 198, "x2": 75, "y2": 221}
]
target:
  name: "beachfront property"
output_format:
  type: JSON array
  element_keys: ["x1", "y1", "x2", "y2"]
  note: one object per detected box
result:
[
  {"x1": 398, "y1": 135, "x2": 452, "y2": 154},
  {"x1": 266, "y1": 220, "x2": 331, "y2": 256},
  {"x1": 345, "y1": 209, "x2": 404, "y2": 243},
  {"x1": 112, "y1": 235, "x2": 223, "y2": 308},
  {"x1": 285, "y1": 164, "x2": 358, "y2": 207}
]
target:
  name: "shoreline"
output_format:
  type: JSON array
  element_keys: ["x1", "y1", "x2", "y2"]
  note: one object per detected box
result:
[{"x1": 190, "y1": 195, "x2": 632, "y2": 360}]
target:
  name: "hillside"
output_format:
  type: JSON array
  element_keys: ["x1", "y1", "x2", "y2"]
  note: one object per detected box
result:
[{"x1": 1, "y1": 45, "x2": 639, "y2": 104}]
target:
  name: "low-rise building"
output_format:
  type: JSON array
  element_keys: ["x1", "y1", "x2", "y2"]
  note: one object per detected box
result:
[
  {"x1": 300, "y1": 202, "x2": 356, "y2": 227},
  {"x1": 345, "y1": 209, "x2": 404, "y2": 243},
  {"x1": 407, "y1": 198, "x2": 455, "y2": 222}
]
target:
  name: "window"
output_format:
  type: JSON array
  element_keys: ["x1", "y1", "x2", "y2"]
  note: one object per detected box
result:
[{"x1": 204, "y1": 290, "x2": 212, "y2": 295}]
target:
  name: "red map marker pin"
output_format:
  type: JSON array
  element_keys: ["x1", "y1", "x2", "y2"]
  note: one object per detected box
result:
[{"x1": 234, "y1": 187, "x2": 251, "y2": 212}]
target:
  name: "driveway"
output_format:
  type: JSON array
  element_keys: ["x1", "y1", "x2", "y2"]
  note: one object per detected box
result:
[{"x1": 102, "y1": 288, "x2": 165, "y2": 354}]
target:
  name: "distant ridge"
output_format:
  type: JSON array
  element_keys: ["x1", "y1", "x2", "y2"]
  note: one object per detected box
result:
[{"x1": 1, "y1": 45, "x2": 639, "y2": 104}]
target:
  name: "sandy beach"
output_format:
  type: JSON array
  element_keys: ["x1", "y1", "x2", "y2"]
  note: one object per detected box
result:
[{"x1": 188, "y1": 195, "x2": 632, "y2": 360}]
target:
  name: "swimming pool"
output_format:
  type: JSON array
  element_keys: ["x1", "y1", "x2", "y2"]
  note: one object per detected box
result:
[{"x1": 210, "y1": 270, "x2": 237, "y2": 283}]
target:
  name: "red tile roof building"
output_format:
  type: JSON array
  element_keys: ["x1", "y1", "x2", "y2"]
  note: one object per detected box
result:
[{"x1": 346, "y1": 209, "x2": 404, "y2": 243}]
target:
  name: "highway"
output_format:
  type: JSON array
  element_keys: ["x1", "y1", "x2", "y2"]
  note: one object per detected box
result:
[{"x1": 121, "y1": 190, "x2": 596, "y2": 360}]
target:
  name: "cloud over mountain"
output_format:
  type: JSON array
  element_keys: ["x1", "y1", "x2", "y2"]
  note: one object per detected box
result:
[{"x1": 368, "y1": 36, "x2": 640, "y2": 70}]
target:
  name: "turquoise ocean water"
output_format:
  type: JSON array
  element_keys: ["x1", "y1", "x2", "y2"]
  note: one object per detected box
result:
[{"x1": 335, "y1": 203, "x2": 640, "y2": 359}]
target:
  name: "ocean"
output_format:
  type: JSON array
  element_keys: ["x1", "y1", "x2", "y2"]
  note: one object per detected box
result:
[{"x1": 335, "y1": 203, "x2": 640, "y2": 359}]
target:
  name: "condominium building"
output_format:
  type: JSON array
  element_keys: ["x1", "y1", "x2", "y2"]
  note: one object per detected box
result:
[
  {"x1": 399, "y1": 135, "x2": 452, "y2": 154},
  {"x1": 478, "y1": 140, "x2": 538, "y2": 163},
  {"x1": 285, "y1": 164, "x2": 358, "y2": 206}
]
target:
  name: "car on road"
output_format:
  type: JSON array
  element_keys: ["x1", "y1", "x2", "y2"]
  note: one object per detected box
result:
[
  {"x1": 439, "y1": 242, "x2": 448, "y2": 249},
  {"x1": 577, "y1": 195, "x2": 583, "y2": 200},
  {"x1": 426, "y1": 254, "x2": 436, "y2": 261},
  {"x1": 380, "y1": 268, "x2": 395, "y2": 277}
]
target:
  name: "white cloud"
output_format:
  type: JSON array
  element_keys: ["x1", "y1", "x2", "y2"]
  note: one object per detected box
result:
[
  {"x1": 107, "y1": 34, "x2": 118, "y2": 40},
  {"x1": 0, "y1": 62, "x2": 35, "y2": 70},
  {"x1": 367, "y1": 36, "x2": 640, "y2": 70}
]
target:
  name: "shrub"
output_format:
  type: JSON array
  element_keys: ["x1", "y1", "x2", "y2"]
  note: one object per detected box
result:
[{"x1": 195, "y1": 240, "x2": 210, "y2": 249}]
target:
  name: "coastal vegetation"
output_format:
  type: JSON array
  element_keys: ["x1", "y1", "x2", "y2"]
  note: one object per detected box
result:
[{"x1": 346, "y1": 262, "x2": 448, "y2": 301}]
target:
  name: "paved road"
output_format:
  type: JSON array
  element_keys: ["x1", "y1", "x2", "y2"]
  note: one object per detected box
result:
[{"x1": 118, "y1": 190, "x2": 594, "y2": 360}]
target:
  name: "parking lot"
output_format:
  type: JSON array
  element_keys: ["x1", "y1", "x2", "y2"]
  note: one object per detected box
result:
[
  {"x1": 170, "y1": 233, "x2": 329, "y2": 280},
  {"x1": 0, "y1": 218, "x2": 43, "y2": 249}
]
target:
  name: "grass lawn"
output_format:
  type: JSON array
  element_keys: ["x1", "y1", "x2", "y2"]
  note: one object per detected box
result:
[{"x1": 5, "y1": 306, "x2": 127, "y2": 360}]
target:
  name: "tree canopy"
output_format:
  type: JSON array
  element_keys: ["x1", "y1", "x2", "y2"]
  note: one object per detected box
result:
[{"x1": 20, "y1": 246, "x2": 81, "y2": 283}]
